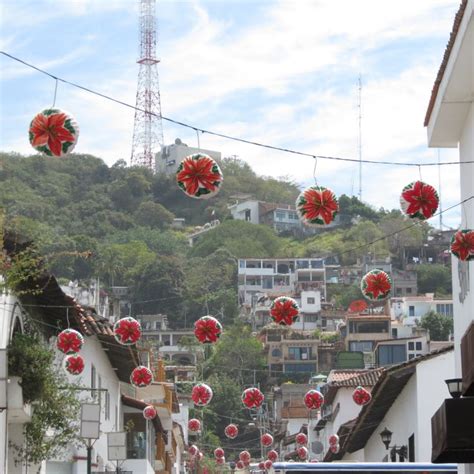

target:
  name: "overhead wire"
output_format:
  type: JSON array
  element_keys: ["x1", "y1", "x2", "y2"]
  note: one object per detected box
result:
[{"x1": 2, "y1": 50, "x2": 474, "y2": 168}]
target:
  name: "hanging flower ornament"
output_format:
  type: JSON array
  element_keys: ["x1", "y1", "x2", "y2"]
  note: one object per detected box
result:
[
  {"x1": 176, "y1": 153, "x2": 223, "y2": 199},
  {"x1": 113, "y1": 317, "x2": 142, "y2": 345},
  {"x1": 29, "y1": 108, "x2": 79, "y2": 157},
  {"x1": 239, "y1": 451, "x2": 251, "y2": 463},
  {"x1": 297, "y1": 446, "x2": 309, "y2": 460},
  {"x1": 188, "y1": 418, "x2": 201, "y2": 433},
  {"x1": 264, "y1": 460, "x2": 273, "y2": 470},
  {"x1": 57, "y1": 328, "x2": 84, "y2": 354},
  {"x1": 261, "y1": 433, "x2": 274, "y2": 447},
  {"x1": 130, "y1": 366, "x2": 153, "y2": 388},
  {"x1": 296, "y1": 433, "x2": 308, "y2": 446},
  {"x1": 143, "y1": 405, "x2": 157, "y2": 420},
  {"x1": 348, "y1": 299, "x2": 368, "y2": 313},
  {"x1": 214, "y1": 447, "x2": 225, "y2": 459},
  {"x1": 360, "y1": 269, "x2": 392, "y2": 301},
  {"x1": 194, "y1": 315, "x2": 222, "y2": 344},
  {"x1": 267, "y1": 450, "x2": 279, "y2": 462},
  {"x1": 352, "y1": 385, "x2": 372, "y2": 406},
  {"x1": 188, "y1": 445, "x2": 199, "y2": 457},
  {"x1": 236, "y1": 461, "x2": 245, "y2": 470},
  {"x1": 296, "y1": 185, "x2": 339, "y2": 227},
  {"x1": 224, "y1": 423, "x2": 238, "y2": 439},
  {"x1": 400, "y1": 181, "x2": 439, "y2": 220},
  {"x1": 330, "y1": 444, "x2": 340, "y2": 454},
  {"x1": 304, "y1": 389, "x2": 324, "y2": 410},
  {"x1": 270, "y1": 296, "x2": 300, "y2": 326},
  {"x1": 329, "y1": 434, "x2": 339, "y2": 446},
  {"x1": 64, "y1": 354, "x2": 85, "y2": 375},
  {"x1": 216, "y1": 457, "x2": 225, "y2": 465},
  {"x1": 259, "y1": 461, "x2": 266, "y2": 470},
  {"x1": 192, "y1": 383, "x2": 213, "y2": 406},
  {"x1": 242, "y1": 387, "x2": 264, "y2": 409},
  {"x1": 451, "y1": 229, "x2": 474, "y2": 262}
]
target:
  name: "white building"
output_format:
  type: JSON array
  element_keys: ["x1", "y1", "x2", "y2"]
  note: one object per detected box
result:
[
  {"x1": 425, "y1": 0, "x2": 474, "y2": 469},
  {"x1": 325, "y1": 347, "x2": 454, "y2": 463},
  {"x1": 156, "y1": 137, "x2": 221, "y2": 175},
  {"x1": 391, "y1": 294, "x2": 454, "y2": 326}
]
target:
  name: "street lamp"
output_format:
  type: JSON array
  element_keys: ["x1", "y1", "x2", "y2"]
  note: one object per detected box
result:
[
  {"x1": 445, "y1": 378, "x2": 463, "y2": 399},
  {"x1": 379, "y1": 427, "x2": 407, "y2": 462},
  {"x1": 80, "y1": 403, "x2": 101, "y2": 474}
]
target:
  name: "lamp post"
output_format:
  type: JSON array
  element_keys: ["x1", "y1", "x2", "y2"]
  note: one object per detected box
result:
[
  {"x1": 379, "y1": 427, "x2": 408, "y2": 462},
  {"x1": 80, "y1": 403, "x2": 101, "y2": 474}
]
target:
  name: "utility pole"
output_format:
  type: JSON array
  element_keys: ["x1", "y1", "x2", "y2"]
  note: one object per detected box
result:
[{"x1": 358, "y1": 74, "x2": 363, "y2": 201}]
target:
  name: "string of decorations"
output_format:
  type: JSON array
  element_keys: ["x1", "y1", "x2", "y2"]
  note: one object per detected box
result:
[{"x1": 3, "y1": 50, "x2": 474, "y2": 167}]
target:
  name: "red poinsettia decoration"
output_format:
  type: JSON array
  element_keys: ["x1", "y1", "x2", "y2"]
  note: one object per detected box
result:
[
  {"x1": 236, "y1": 461, "x2": 245, "y2": 470},
  {"x1": 192, "y1": 383, "x2": 213, "y2": 406},
  {"x1": 304, "y1": 389, "x2": 324, "y2": 410},
  {"x1": 57, "y1": 329, "x2": 84, "y2": 354},
  {"x1": 297, "y1": 446, "x2": 308, "y2": 460},
  {"x1": 267, "y1": 450, "x2": 279, "y2": 462},
  {"x1": 296, "y1": 185, "x2": 339, "y2": 226},
  {"x1": 330, "y1": 444, "x2": 340, "y2": 454},
  {"x1": 296, "y1": 433, "x2": 308, "y2": 446},
  {"x1": 261, "y1": 433, "x2": 273, "y2": 447},
  {"x1": 264, "y1": 460, "x2": 273, "y2": 470},
  {"x1": 216, "y1": 457, "x2": 226, "y2": 465},
  {"x1": 194, "y1": 315, "x2": 222, "y2": 344},
  {"x1": 242, "y1": 387, "x2": 264, "y2": 409},
  {"x1": 188, "y1": 418, "x2": 201, "y2": 433},
  {"x1": 348, "y1": 299, "x2": 368, "y2": 313},
  {"x1": 214, "y1": 447, "x2": 225, "y2": 459},
  {"x1": 64, "y1": 354, "x2": 85, "y2": 375},
  {"x1": 113, "y1": 317, "x2": 142, "y2": 345},
  {"x1": 29, "y1": 108, "x2": 79, "y2": 157},
  {"x1": 188, "y1": 445, "x2": 199, "y2": 457},
  {"x1": 270, "y1": 296, "x2": 300, "y2": 326},
  {"x1": 451, "y1": 229, "x2": 474, "y2": 261},
  {"x1": 400, "y1": 181, "x2": 439, "y2": 220},
  {"x1": 352, "y1": 385, "x2": 372, "y2": 406},
  {"x1": 176, "y1": 153, "x2": 223, "y2": 199},
  {"x1": 130, "y1": 366, "x2": 153, "y2": 388},
  {"x1": 143, "y1": 405, "x2": 157, "y2": 420},
  {"x1": 360, "y1": 269, "x2": 392, "y2": 301},
  {"x1": 224, "y1": 423, "x2": 238, "y2": 439},
  {"x1": 329, "y1": 434, "x2": 339, "y2": 446},
  {"x1": 239, "y1": 451, "x2": 251, "y2": 463}
]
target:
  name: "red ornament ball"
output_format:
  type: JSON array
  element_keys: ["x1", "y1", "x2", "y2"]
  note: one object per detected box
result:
[
  {"x1": 267, "y1": 450, "x2": 278, "y2": 462},
  {"x1": 270, "y1": 296, "x2": 300, "y2": 326},
  {"x1": 188, "y1": 418, "x2": 201, "y2": 433},
  {"x1": 192, "y1": 383, "x2": 213, "y2": 406},
  {"x1": 188, "y1": 445, "x2": 199, "y2": 457},
  {"x1": 352, "y1": 385, "x2": 372, "y2": 406},
  {"x1": 296, "y1": 185, "x2": 339, "y2": 227},
  {"x1": 297, "y1": 446, "x2": 308, "y2": 460},
  {"x1": 214, "y1": 447, "x2": 225, "y2": 459},
  {"x1": 236, "y1": 460, "x2": 245, "y2": 470},
  {"x1": 242, "y1": 387, "x2": 264, "y2": 409},
  {"x1": 261, "y1": 433, "x2": 273, "y2": 447},
  {"x1": 259, "y1": 461, "x2": 266, "y2": 470},
  {"x1": 113, "y1": 317, "x2": 141, "y2": 345},
  {"x1": 143, "y1": 405, "x2": 157, "y2": 420},
  {"x1": 451, "y1": 229, "x2": 474, "y2": 262},
  {"x1": 330, "y1": 444, "x2": 340, "y2": 454},
  {"x1": 239, "y1": 451, "x2": 251, "y2": 463},
  {"x1": 194, "y1": 315, "x2": 222, "y2": 344},
  {"x1": 304, "y1": 389, "x2": 324, "y2": 410},
  {"x1": 400, "y1": 181, "x2": 439, "y2": 220},
  {"x1": 224, "y1": 423, "x2": 238, "y2": 439},
  {"x1": 29, "y1": 108, "x2": 79, "y2": 157},
  {"x1": 264, "y1": 460, "x2": 273, "y2": 470},
  {"x1": 216, "y1": 457, "x2": 225, "y2": 465},
  {"x1": 176, "y1": 153, "x2": 223, "y2": 199},
  {"x1": 329, "y1": 434, "x2": 339, "y2": 446},
  {"x1": 360, "y1": 269, "x2": 392, "y2": 302},
  {"x1": 130, "y1": 366, "x2": 153, "y2": 388},
  {"x1": 57, "y1": 329, "x2": 84, "y2": 354},
  {"x1": 296, "y1": 433, "x2": 308, "y2": 446},
  {"x1": 64, "y1": 354, "x2": 85, "y2": 375}
]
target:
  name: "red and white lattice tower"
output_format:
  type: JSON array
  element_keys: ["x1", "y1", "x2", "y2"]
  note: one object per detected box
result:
[{"x1": 130, "y1": 0, "x2": 164, "y2": 171}]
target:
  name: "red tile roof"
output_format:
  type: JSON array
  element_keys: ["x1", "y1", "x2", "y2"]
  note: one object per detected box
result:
[
  {"x1": 328, "y1": 368, "x2": 385, "y2": 387},
  {"x1": 424, "y1": 0, "x2": 468, "y2": 126}
]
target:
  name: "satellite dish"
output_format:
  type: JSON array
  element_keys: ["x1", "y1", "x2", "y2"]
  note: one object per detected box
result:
[{"x1": 312, "y1": 441, "x2": 324, "y2": 454}]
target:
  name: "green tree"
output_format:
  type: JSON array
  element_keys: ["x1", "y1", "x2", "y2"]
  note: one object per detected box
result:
[
  {"x1": 419, "y1": 311, "x2": 453, "y2": 341},
  {"x1": 134, "y1": 201, "x2": 175, "y2": 228},
  {"x1": 416, "y1": 264, "x2": 452, "y2": 296}
]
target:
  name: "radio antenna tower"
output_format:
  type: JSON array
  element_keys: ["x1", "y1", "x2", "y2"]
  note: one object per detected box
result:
[{"x1": 131, "y1": 0, "x2": 164, "y2": 171}]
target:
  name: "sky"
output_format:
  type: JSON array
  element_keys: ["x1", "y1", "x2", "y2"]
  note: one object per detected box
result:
[{"x1": 0, "y1": 0, "x2": 465, "y2": 228}]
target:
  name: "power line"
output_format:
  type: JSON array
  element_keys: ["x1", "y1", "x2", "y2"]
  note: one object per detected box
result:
[{"x1": 2, "y1": 50, "x2": 474, "y2": 168}]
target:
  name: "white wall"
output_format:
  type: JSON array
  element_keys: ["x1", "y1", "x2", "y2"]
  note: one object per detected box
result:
[{"x1": 230, "y1": 201, "x2": 260, "y2": 225}]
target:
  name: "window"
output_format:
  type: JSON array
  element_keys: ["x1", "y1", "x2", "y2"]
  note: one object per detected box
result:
[
  {"x1": 392, "y1": 328, "x2": 398, "y2": 339},
  {"x1": 351, "y1": 321, "x2": 389, "y2": 333},
  {"x1": 91, "y1": 365, "x2": 97, "y2": 395},
  {"x1": 349, "y1": 341, "x2": 373, "y2": 352},
  {"x1": 416, "y1": 341, "x2": 422, "y2": 350},
  {"x1": 436, "y1": 303, "x2": 453, "y2": 317},
  {"x1": 154, "y1": 321, "x2": 161, "y2": 330},
  {"x1": 409, "y1": 306, "x2": 415, "y2": 317},
  {"x1": 307, "y1": 297, "x2": 315, "y2": 304},
  {"x1": 377, "y1": 344, "x2": 406, "y2": 366},
  {"x1": 408, "y1": 341, "x2": 415, "y2": 351},
  {"x1": 321, "y1": 318, "x2": 327, "y2": 328},
  {"x1": 162, "y1": 335, "x2": 171, "y2": 346},
  {"x1": 105, "y1": 390, "x2": 110, "y2": 421},
  {"x1": 262, "y1": 277, "x2": 273, "y2": 289},
  {"x1": 271, "y1": 348, "x2": 282, "y2": 357},
  {"x1": 288, "y1": 347, "x2": 311, "y2": 360},
  {"x1": 98, "y1": 375, "x2": 102, "y2": 404},
  {"x1": 305, "y1": 314, "x2": 317, "y2": 322},
  {"x1": 275, "y1": 211, "x2": 286, "y2": 220},
  {"x1": 244, "y1": 209, "x2": 251, "y2": 221},
  {"x1": 409, "y1": 354, "x2": 415, "y2": 360},
  {"x1": 406, "y1": 287, "x2": 412, "y2": 294},
  {"x1": 284, "y1": 363, "x2": 316, "y2": 373}
]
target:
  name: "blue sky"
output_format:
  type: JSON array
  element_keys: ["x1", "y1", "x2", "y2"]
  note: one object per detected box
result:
[{"x1": 0, "y1": 0, "x2": 464, "y2": 227}]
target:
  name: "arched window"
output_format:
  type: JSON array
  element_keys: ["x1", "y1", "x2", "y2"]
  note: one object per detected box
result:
[{"x1": 272, "y1": 348, "x2": 282, "y2": 357}]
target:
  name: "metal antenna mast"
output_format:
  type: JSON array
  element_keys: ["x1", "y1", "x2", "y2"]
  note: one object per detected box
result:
[{"x1": 131, "y1": 0, "x2": 164, "y2": 171}]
